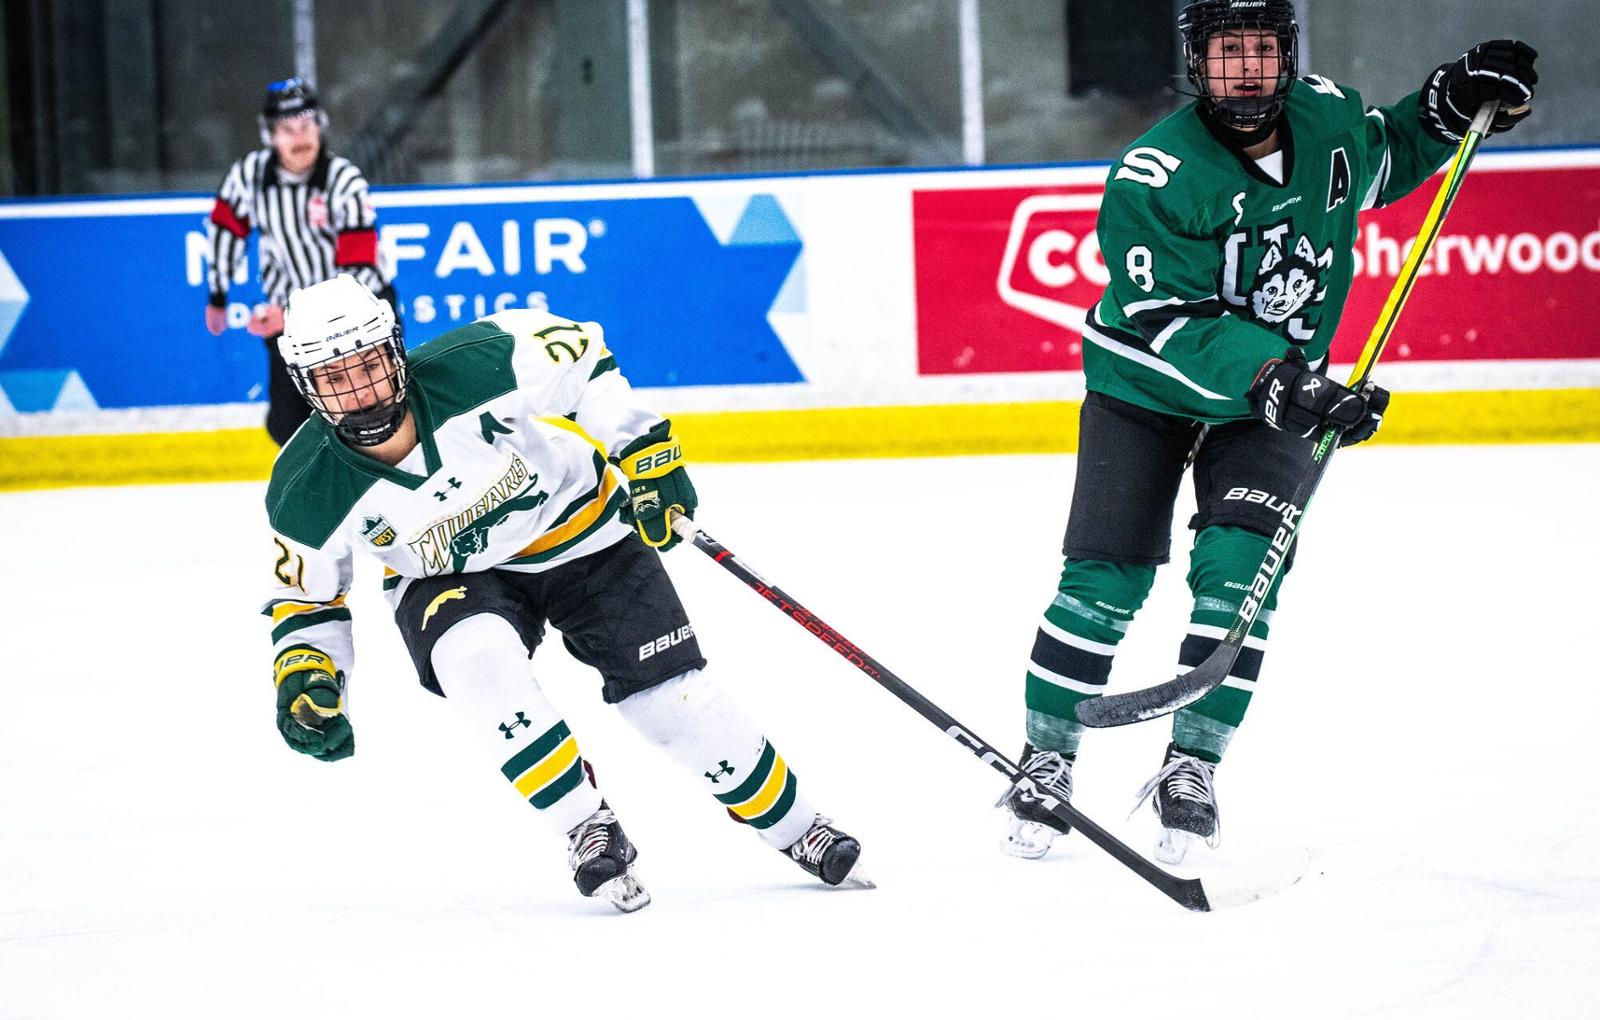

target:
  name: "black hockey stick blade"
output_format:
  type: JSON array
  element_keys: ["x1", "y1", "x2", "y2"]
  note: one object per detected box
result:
[
  {"x1": 1075, "y1": 641, "x2": 1239, "y2": 728},
  {"x1": 670, "y1": 514, "x2": 1304, "y2": 912}
]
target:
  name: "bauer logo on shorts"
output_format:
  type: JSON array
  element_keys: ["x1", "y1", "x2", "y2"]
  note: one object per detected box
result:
[
  {"x1": 639, "y1": 624, "x2": 694, "y2": 661},
  {"x1": 361, "y1": 514, "x2": 397, "y2": 547},
  {"x1": 1223, "y1": 486, "x2": 1300, "y2": 522}
]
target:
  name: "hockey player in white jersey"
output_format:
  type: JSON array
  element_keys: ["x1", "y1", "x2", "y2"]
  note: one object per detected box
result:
[{"x1": 263, "y1": 275, "x2": 867, "y2": 911}]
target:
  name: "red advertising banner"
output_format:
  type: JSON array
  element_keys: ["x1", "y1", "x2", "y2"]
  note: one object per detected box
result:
[{"x1": 913, "y1": 162, "x2": 1600, "y2": 376}]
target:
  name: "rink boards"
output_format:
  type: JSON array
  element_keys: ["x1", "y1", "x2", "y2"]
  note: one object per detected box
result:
[{"x1": 1, "y1": 148, "x2": 1597, "y2": 489}]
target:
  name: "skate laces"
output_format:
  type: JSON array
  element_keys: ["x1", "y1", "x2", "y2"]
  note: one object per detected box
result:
[
  {"x1": 567, "y1": 807, "x2": 618, "y2": 869},
  {"x1": 1131, "y1": 750, "x2": 1222, "y2": 847},
  {"x1": 995, "y1": 749, "x2": 1073, "y2": 809},
  {"x1": 790, "y1": 816, "x2": 839, "y2": 867}
]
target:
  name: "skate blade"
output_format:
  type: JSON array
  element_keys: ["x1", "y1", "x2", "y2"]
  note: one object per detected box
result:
[
  {"x1": 593, "y1": 872, "x2": 651, "y2": 913},
  {"x1": 999, "y1": 817, "x2": 1060, "y2": 860},
  {"x1": 1155, "y1": 828, "x2": 1201, "y2": 866},
  {"x1": 838, "y1": 857, "x2": 876, "y2": 890}
]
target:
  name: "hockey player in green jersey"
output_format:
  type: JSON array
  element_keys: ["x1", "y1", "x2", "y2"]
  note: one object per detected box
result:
[
  {"x1": 998, "y1": 0, "x2": 1537, "y2": 863},
  {"x1": 263, "y1": 275, "x2": 868, "y2": 911}
]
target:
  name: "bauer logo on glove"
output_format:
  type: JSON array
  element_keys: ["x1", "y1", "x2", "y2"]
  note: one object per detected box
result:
[
  {"x1": 273, "y1": 646, "x2": 354, "y2": 762},
  {"x1": 616, "y1": 424, "x2": 697, "y2": 552},
  {"x1": 629, "y1": 444, "x2": 682, "y2": 478}
]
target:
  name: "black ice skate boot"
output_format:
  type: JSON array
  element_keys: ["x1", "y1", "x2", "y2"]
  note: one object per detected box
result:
[
  {"x1": 566, "y1": 804, "x2": 650, "y2": 912},
  {"x1": 1134, "y1": 742, "x2": 1220, "y2": 866},
  {"x1": 996, "y1": 743, "x2": 1075, "y2": 859},
  {"x1": 786, "y1": 815, "x2": 873, "y2": 888}
]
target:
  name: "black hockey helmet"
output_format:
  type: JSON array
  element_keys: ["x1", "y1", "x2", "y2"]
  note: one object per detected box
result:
[
  {"x1": 1178, "y1": 0, "x2": 1299, "y2": 131},
  {"x1": 259, "y1": 77, "x2": 328, "y2": 145}
]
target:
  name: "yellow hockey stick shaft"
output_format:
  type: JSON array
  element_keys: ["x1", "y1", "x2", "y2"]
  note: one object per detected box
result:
[{"x1": 1347, "y1": 102, "x2": 1499, "y2": 387}]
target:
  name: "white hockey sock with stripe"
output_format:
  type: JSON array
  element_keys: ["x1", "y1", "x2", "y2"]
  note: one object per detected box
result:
[
  {"x1": 432, "y1": 613, "x2": 603, "y2": 835},
  {"x1": 617, "y1": 668, "x2": 815, "y2": 850}
]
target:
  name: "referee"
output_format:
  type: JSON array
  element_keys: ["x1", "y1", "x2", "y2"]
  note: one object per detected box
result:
[{"x1": 204, "y1": 77, "x2": 401, "y2": 446}]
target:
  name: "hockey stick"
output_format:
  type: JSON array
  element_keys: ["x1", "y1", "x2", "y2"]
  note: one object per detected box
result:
[
  {"x1": 670, "y1": 514, "x2": 1301, "y2": 912},
  {"x1": 1076, "y1": 102, "x2": 1501, "y2": 729}
]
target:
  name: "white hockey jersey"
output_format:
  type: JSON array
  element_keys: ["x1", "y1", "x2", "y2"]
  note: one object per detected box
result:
[{"x1": 263, "y1": 309, "x2": 663, "y2": 681}]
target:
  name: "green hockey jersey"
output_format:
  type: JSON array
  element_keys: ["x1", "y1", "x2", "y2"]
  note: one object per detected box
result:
[
  {"x1": 262, "y1": 309, "x2": 662, "y2": 682},
  {"x1": 1084, "y1": 76, "x2": 1454, "y2": 422}
]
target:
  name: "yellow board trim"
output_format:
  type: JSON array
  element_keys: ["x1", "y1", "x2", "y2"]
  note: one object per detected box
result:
[
  {"x1": 730, "y1": 756, "x2": 790, "y2": 819},
  {"x1": 3, "y1": 389, "x2": 1597, "y2": 491},
  {"x1": 512, "y1": 736, "x2": 581, "y2": 798},
  {"x1": 269, "y1": 593, "x2": 348, "y2": 625},
  {"x1": 0, "y1": 427, "x2": 280, "y2": 491}
]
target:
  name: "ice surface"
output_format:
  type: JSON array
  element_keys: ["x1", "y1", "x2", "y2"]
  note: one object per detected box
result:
[{"x1": 2, "y1": 445, "x2": 1598, "y2": 1018}]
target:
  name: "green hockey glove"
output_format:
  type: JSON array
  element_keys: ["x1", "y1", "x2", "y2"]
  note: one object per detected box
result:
[
  {"x1": 274, "y1": 647, "x2": 354, "y2": 762},
  {"x1": 618, "y1": 424, "x2": 697, "y2": 552}
]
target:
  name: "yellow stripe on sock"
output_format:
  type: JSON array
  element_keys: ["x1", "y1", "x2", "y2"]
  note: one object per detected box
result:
[
  {"x1": 729, "y1": 755, "x2": 790, "y2": 820},
  {"x1": 512, "y1": 736, "x2": 581, "y2": 798},
  {"x1": 270, "y1": 594, "x2": 347, "y2": 624}
]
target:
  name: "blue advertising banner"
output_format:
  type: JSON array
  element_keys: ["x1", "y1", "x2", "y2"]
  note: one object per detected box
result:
[{"x1": 0, "y1": 188, "x2": 805, "y2": 413}]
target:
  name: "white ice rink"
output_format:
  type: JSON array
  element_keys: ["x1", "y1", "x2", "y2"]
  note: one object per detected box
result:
[{"x1": 3, "y1": 444, "x2": 1598, "y2": 1018}]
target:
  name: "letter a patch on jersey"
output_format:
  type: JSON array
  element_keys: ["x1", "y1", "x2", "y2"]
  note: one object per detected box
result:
[{"x1": 1327, "y1": 147, "x2": 1352, "y2": 213}]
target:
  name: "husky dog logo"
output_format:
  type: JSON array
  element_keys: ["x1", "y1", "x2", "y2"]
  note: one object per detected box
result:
[
  {"x1": 360, "y1": 515, "x2": 397, "y2": 547},
  {"x1": 1250, "y1": 234, "x2": 1332, "y2": 324}
]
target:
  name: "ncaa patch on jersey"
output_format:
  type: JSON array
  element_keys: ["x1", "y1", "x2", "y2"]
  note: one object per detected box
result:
[{"x1": 361, "y1": 514, "x2": 397, "y2": 547}]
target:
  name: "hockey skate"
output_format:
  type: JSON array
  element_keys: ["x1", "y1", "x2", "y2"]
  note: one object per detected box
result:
[
  {"x1": 1133, "y1": 742, "x2": 1220, "y2": 866},
  {"x1": 786, "y1": 815, "x2": 873, "y2": 889},
  {"x1": 567, "y1": 804, "x2": 651, "y2": 913},
  {"x1": 996, "y1": 744, "x2": 1075, "y2": 859}
]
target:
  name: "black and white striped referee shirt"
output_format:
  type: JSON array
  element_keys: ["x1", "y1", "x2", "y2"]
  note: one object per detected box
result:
[{"x1": 206, "y1": 148, "x2": 389, "y2": 307}]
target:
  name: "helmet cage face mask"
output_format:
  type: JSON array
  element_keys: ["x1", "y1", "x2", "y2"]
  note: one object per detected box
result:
[
  {"x1": 280, "y1": 275, "x2": 407, "y2": 447},
  {"x1": 289, "y1": 332, "x2": 409, "y2": 447},
  {"x1": 1179, "y1": 2, "x2": 1299, "y2": 131}
]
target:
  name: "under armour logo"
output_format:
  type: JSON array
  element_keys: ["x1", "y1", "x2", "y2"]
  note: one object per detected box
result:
[
  {"x1": 704, "y1": 760, "x2": 735, "y2": 783},
  {"x1": 434, "y1": 477, "x2": 463, "y2": 501},
  {"x1": 499, "y1": 712, "x2": 532, "y2": 739}
]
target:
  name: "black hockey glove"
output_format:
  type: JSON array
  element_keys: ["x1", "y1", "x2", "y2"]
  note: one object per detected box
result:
[
  {"x1": 1248, "y1": 348, "x2": 1375, "y2": 442},
  {"x1": 274, "y1": 648, "x2": 354, "y2": 762},
  {"x1": 1338, "y1": 381, "x2": 1391, "y2": 448},
  {"x1": 1419, "y1": 40, "x2": 1537, "y2": 144},
  {"x1": 617, "y1": 423, "x2": 697, "y2": 552}
]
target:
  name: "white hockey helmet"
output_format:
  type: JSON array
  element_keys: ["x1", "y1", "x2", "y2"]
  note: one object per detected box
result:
[{"x1": 280, "y1": 275, "x2": 408, "y2": 446}]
